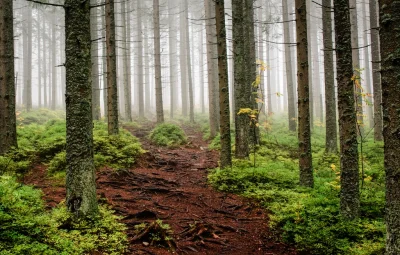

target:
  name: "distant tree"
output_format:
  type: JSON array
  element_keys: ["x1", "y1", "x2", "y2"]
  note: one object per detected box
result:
[
  {"x1": 153, "y1": 0, "x2": 164, "y2": 123},
  {"x1": 51, "y1": 12, "x2": 57, "y2": 110},
  {"x1": 334, "y1": 0, "x2": 359, "y2": 219},
  {"x1": 322, "y1": 0, "x2": 338, "y2": 153},
  {"x1": 121, "y1": 0, "x2": 132, "y2": 121},
  {"x1": 296, "y1": 0, "x2": 313, "y2": 187},
  {"x1": 282, "y1": 0, "x2": 296, "y2": 131},
  {"x1": 0, "y1": 0, "x2": 18, "y2": 155},
  {"x1": 215, "y1": 0, "x2": 232, "y2": 169},
  {"x1": 65, "y1": 0, "x2": 98, "y2": 217},
  {"x1": 105, "y1": 0, "x2": 119, "y2": 134},
  {"x1": 23, "y1": 6, "x2": 32, "y2": 112},
  {"x1": 168, "y1": 0, "x2": 178, "y2": 119},
  {"x1": 379, "y1": 0, "x2": 400, "y2": 252},
  {"x1": 136, "y1": 0, "x2": 144, "y2": 119}
]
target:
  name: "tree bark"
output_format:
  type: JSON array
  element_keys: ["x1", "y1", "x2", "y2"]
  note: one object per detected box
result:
[
  {"x1": 369, "y1": 0, "x2": 383, "y2": 141},
  {"x1": 105, "y1": 0, "x2": 119, "y2": 134},
  {"x1": 23, "y1": 6, "x2": 32, "y2": 112},
  {"x1": 215, "y1": 0, "x2": 232, "y2": 169},
  {"x1": 65, "y1": 0, "x2": 98, "y2": 218},
  {"x1": 51, "y1": 13, "x2": 57, "y2": 110},
  {"x1": 0, "y1": 0, "x2": 17, "y2": 155},
  {"x1": 296, "y1": 0, "x2": 313, "y2": 187},
  {"x1": 334, "y1": 0, "x2": 359, "y2": 219},
  {"x1": 322, "y1": 0, "x2": 338, "y2": 153},
  {"x1": 135, "y1": 0, "x2": 144, "y2": 119},
  {"x1": 38, "y1": 12, "x2": 42, "y2": 108},
  {"x1": 379, "y1": 0, "x2": 400, "y2": 252},
  {"x1": 153, "y1": 0, "x2": 164, "y2": 123}
]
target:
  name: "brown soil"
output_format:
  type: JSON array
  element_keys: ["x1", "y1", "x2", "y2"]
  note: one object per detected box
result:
[{"x1": 23, "y1": 124, "x2": 296, "y2": 255}]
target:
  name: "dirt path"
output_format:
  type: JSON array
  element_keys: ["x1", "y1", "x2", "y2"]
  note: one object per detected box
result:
[{"x1": 24, "y1": 125, "x2": 296, "y2": 255}]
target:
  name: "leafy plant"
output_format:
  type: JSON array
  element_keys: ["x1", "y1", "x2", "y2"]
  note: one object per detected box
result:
[{"x1": 148, "y1": 123, "x2": 187, "y2": 147}]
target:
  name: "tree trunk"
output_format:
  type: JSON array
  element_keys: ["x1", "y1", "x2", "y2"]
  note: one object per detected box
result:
[
  {"x1": 180, "y1": 0, "x2": 188, "y2": 117},
  {"x1": 215, "y1": 0, "x2": 232, "y2": 169},
  {"x1": 379, "y1": 0, "x2": 400, "y2": 252},
  {"x1": 282, "y1": 0, "x2": 296, "y2": 131},
  {"x1": 24, "y1": 6, "x2": 32, "y2": 111},
  {"x1": 349, "y1": 0, "x2": 363, "y2": 129},
  {"x1": 91, "y1": 0, "x2": 101, "y2": 120},
  {"x1": 153, "y1": 0, "x2": 164, "y2": 123},
  {"x1": 136, "y1": 0, "x2": 144, "y2": 119},
  {"x1": 38, "y1": 12, "x2": 42, "y2": 108},
  {"x1": 42, "y1": 17, "x2": 47, "y2": 108},
  {"x1": 199, "y1": 25, "x2": 205, "y2": 114},
  {"x1": 0, "y1": 0, "x2": 17, "y2": 155},
  {"x1": 369, "y1": 0, "x2": 383, "y2": 141},
  {"x1": 322, "y1": 0, "x2": 338, "y2": 153},
  {"x1": 51, "y1": 13, "x2": 57, "y2": 110},
  {"x1": 168, "y1": 0, "x2": 177, "y2": 119},
  {"x1": 204, "y1": 0, "x2": 219, "y2": 138},
  {"x1": 65, "y1": 0, "x2": 98, "y2": 218},
  {"x1": 334, "y1": 0, "x2": 359, "y2": 219},
  {"x1": 144, "y1": 30, "x2": 151, "y2": 112},
  {"x1": 296, "y1": 0, "x2": 313, "y2": 187},
  {"x1": 232, "y1": 0, "x2": 250, "y2": 158},
  {"x1": 121, "y1": 0, "x2": 132, "y2": 121},
  {"x1": 184, "y1": 1, "x2": 195, "y2": 123},
  {"x1": 105, "y1": 0, "x2": 119, "y2": 134}
]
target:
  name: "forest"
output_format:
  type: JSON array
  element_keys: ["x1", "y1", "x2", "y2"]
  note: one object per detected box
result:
[{"x1": 0, "y1": 0, "x2": 399, "y2": 254}]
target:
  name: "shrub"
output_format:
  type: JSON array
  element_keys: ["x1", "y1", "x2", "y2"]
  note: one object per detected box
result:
[
  {"x1": 148, "y1": 123, "x2": 187, "y2": 147},
  {"x1": 16, "y1": 109, "x2": 65, "y2": 126},
  {"x1": 0, "y1": 176, "x2": 128, "y2": 255}
]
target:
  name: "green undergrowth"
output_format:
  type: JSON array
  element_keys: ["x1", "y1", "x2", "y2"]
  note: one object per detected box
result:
[
  {"x1": 1, "y1": 112, "x2": 144, "y2": 177},
  {"x1": 208, "y1": 116, "x2": 385, "y2": 254},
  {"x1": 16, "y1": 108, "x2": 65, "y2": 126},
  {"x1": 0, "y1": 176, "x2": 127, "y2": 255},
  {"x1": 148, "y1": 123, "x2": 187, "y2": 147}
]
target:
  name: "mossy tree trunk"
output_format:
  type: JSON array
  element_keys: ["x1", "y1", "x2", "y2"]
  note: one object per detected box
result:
[
  {"x1": 296, "y1": 0, "x2": 313, "y2": 187},
  {"x1": 153, "y1": 0, "x2": 164, "y2": 123},
  {"x1": 65, "y1": 0, "x2": 98, "y2": 218},
  {"x1": 0, "y1": 0, "x2": 17, "y2": 155},
  {"x1": 105, "y1": 0, "x2": 119, "y2": 134},
  {"x1": 379, "y1": 0, "x2": 400, "y2": 253},
  {"x1": 322, "y1": 0, "x2": 338, "y2": 153},
  {"x1": 215, "y1": 0, "x2": 232, "y2": 169},
  {"x1": 232, "y1": 0, "x2": 251, "y2": 159},
  {"x1": 334, "y1": 0, "x2": 359, "y2": 220}
]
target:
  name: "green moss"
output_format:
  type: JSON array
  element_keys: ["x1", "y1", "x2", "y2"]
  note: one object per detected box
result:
[
  {"x1": 0, "y1": 176, "x2": 128, "y2": 255},
  {"x1": 148, "y1": 123, "x2": 187, "y2": 147}
]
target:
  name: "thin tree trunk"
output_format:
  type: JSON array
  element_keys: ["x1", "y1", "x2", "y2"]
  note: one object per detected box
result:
[
  {"x1": 168, "y1": 0, "x2": 177, "y2": 119},
  {"x1": 154, "y1": 0, "x2": 164, "y2": 123},
  {"x1": 180, "y1": 0, "x2": 188, "y2": 117},
  {"x1": 38, "y1": 12, "x2": 42, "y2": 108},
  {"x1": 322, "y1": 0, "x2": 338, "y2": 153},
  {"x1": 101, "y1": 5, "x2": 107, "y2": 118},
  {"x1": 184, "y1": 1, "x2": 195, "y2": 123},
  {"x1": 369, "y1": 0, "x2": 383, "y2": 141},
  {"x1": 296, "y1": 0, "x2": 313, "y2": 187},
  {"x1": 282, "y1": 0, "x2": 296, "y2": 131},
  {"x1": 204, "y1": 0, "x2": 219, "y2": 138},
  {"x1": 199, "y1": 25, "x2": 205, "y2": 114},
  {"x1": 42, "y1": 17, "x2": 47, "y2": 108},
  {"x1": 24, "y1": 6, "x2": 32, "y2": 111},
  {"x1": 65, "y1": 0, "x2": 98, "y2": 217},
  {"x1": 144, "y1": 30, "x2": 151, "y2": 112},
  {"x1": 215, "y1": 0, "x2": 232, "y2": 169},
  {"x1": 0, "y1": 0, "x2": 17, "y2": 155},
  {"x1": 121, "y1": 0, "x2": 132, "y2": 121},
  {"x1": 349, "y1": 0, "x2": 363, "y2": 129},
  {"x1": 51, "y1": 13, "x2": 57, "y2": 110},
  {"x1": 136, "y1": 0, "x2": 144, "y2": 119},
  {"x1": 334, "y1": 0, "x2": 359, "y2": 219},
  {"x1": 380, "y1": 0, "x2": 400, "y2": 252},
  {"x1": 91, "y1": 0, "x2": 101, "y2": 120}
]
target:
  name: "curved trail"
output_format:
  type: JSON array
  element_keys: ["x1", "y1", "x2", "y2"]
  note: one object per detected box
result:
[{"x1": 24, "y1": 125, "x2": 296, "y2": 255}]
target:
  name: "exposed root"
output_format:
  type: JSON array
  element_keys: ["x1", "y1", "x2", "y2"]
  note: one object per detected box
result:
[{"x1": 132, "y1": 220, "x2": 177, "y2": 251}]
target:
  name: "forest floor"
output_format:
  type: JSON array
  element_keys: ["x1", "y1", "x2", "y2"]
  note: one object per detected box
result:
[{"x1": 23, "y1": 124, "x2": 296, "y2": 255}]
